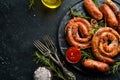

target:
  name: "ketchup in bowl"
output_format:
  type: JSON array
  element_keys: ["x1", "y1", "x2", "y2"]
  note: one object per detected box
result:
[{"x1": 65, "y1": 47, "x2": 82, "y2": 64}]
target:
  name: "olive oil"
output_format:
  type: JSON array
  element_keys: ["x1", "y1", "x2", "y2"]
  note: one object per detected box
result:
[{"x1": 41, "y1": 0, "x2": 62, "y2": 9}]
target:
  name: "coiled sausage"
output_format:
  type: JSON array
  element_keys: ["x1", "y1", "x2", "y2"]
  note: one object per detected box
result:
[
  {"x1": 92, "y1": 27, "x2": 120, "y2": 64},
  {"x1": 65, "y1": 17, "x2": 92, "y2": 49}
]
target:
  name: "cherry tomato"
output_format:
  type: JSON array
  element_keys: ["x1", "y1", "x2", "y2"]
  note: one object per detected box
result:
[{"x1": 65, "y1": 47, "x2": 82, "y2": 63}]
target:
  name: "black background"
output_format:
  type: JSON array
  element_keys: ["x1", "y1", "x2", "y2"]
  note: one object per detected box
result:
[{"x1": 0, "y1": 0, "x2": 120, "y2": 80}]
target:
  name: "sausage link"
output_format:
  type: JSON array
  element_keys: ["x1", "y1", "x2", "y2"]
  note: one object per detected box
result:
[
  {"x1": 84, "y1": 0, "x2": 103, "y2": 20},
  {"x1": 116, "y1": 12, "x2": 120, "y2": 53},
  {"x1": 118, "y1": 45, "x2": 120, "y2": 53},
  {"x1": 116, "y1": 12, "x2": 120, "y2": 34},
  {"x1": 82, "y1": 59, "x2": 110, "y2": 72},
  {"x1": 99, "y1": 4, "x2": 118, "y2": 29},
  {"x1": 105, "y1": 0, "x2": 119, "y2": 13}
]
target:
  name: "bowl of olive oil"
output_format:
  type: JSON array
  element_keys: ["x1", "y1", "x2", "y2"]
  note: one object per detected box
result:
[{"x1": 41, "y1": 0, "x2": 63, "y2": 9}]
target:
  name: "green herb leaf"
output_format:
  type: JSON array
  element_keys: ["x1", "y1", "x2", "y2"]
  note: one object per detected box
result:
[
  {"x1": 81, "y1": 49, "x2": 94, "y2": 60},
  {"x1": 29, "y1": 0, "x2": 35, "y2": 9},
  {"x1": 34, "y1": 51, "x2": 67, "y2": 80},
  {"x1": 93, "y1": 0, "x2": 99, "y2": 8},
  {"x1": 90, "y1": 20, "x2": 105, "y2": 35},
  {"x1": 109, "y1": 59, "x2": 120, "y2": 74},
  {"x1": 98, "y1": 20, "x2": 105, "y2": 27},
  {"x1": 90, "y1": 26, "x2": 100, "y2": 35},
  {"x1": 70, "y1": 9, "x2": 91, "y2": 19}
]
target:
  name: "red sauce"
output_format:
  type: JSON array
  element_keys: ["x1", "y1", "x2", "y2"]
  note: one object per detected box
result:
[{"x1": 65, "y1": 47, "x2": 82, "y2": 63}]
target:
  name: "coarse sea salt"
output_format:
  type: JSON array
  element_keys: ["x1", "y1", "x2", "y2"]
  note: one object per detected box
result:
[{"x1": 34, "y1": 67, "x2": 52, "y2": 80}]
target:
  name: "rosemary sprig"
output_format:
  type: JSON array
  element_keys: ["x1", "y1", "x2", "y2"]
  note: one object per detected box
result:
[
  {"x1": 70, "y1": 9, "x2": 91, "y2": 19},
  {"x1": 109, "y1": 59, "x2": 120, "y2": 74},
  {"x1": 29, "y1": 0, "x2": 35, "y2": 9},
  {"x1": 93, "y1": 0, "x2": 99, "y2": 8},
  {"x1": 81, "y1": 50, "x2": 94, "y2": 60},
  {"x1": 34, "y1": 51, "x2": 67, "y2": 80}
]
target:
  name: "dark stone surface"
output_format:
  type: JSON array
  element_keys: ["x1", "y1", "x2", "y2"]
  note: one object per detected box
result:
[{"x1": 0, "y1": 0, "x2": 120, "y2": 80}]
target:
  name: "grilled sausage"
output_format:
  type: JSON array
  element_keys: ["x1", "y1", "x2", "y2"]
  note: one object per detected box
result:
[
  {"x1": 82, "y1": 59, "x2": 110, "y2": 72},
  {"x1": 105, "y1": 0, "x2": 119, "y2": 13},
  {"x1": 116, "y1": 12, "x2": 120, "y2": 53},
  {"x1": 84, "y1": 0, "x2": 103, "y2": 20},
  {"x1": 118, "y1": 45, "x2": 120, "y2": 53},
  {"x1": 116, "y1": 12, "x2": 120, "y2": 34},
  {"x1": 99, "y1": 4, "x2": 118, "y2": 29},
  {"x1": 65, "y1": 17, "x2": 92, "y2": 49},
  {"x1": 92, "y1": 27, "x2": 120, "y2": 64}
]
